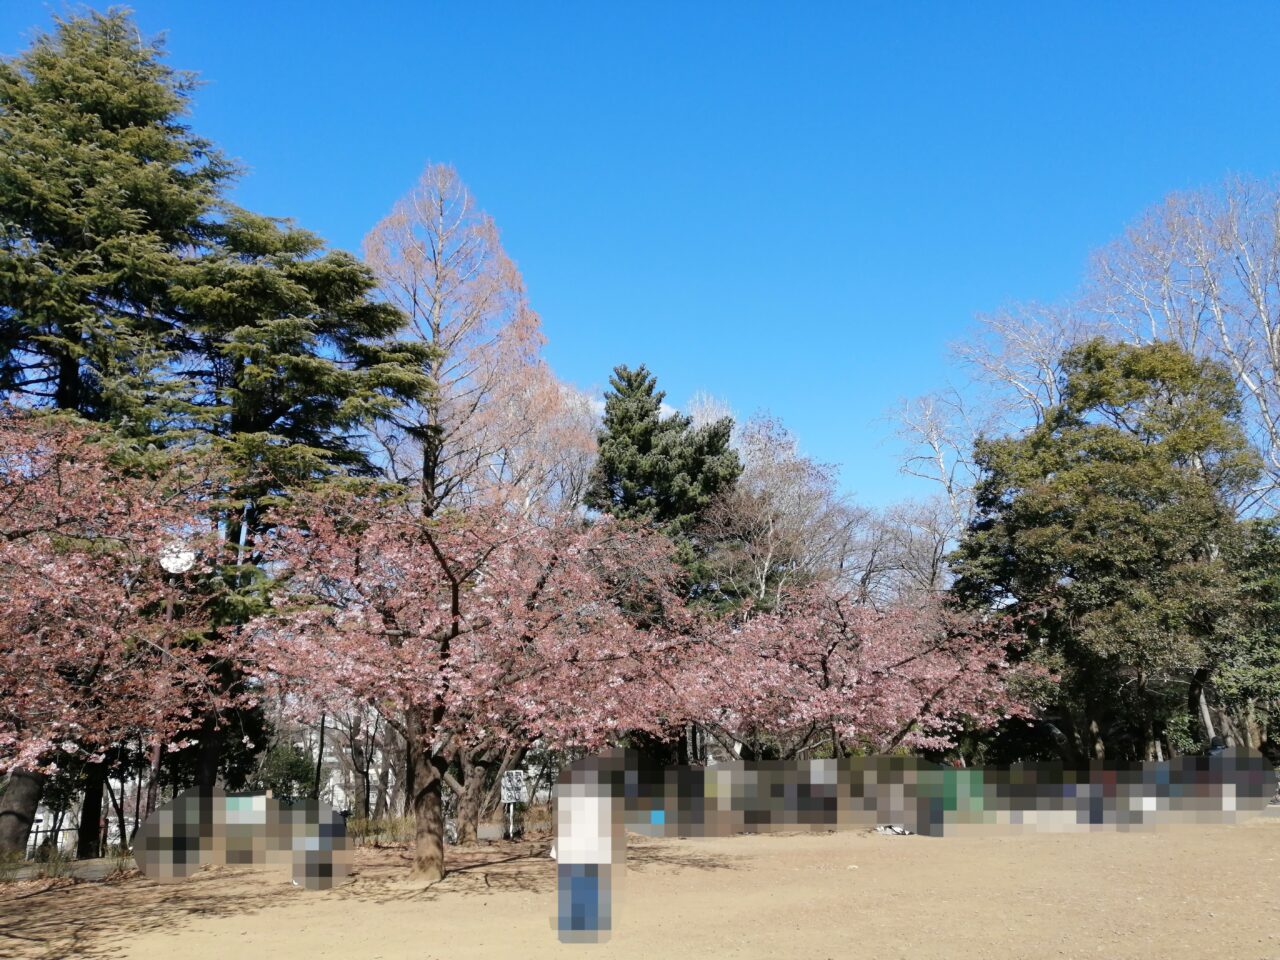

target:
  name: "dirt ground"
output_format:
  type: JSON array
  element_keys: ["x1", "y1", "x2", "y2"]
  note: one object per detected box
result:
[{"x1": 1, "y1": 814, "x2": 1278, "y2": 960}]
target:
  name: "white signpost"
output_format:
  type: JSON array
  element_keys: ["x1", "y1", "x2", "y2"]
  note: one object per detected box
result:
[{"x1": 501, "y1": 770, "x2": 528, "y2": 839}]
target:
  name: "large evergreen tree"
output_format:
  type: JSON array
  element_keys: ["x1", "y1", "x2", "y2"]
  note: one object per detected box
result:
[
  {"x1": 586, "y1": 364, "x2": 741, "y2": 537},
  {"x1": 0, "y1": 11, "x2": 431, "y2": 470},
  {"x1": 585, "y1": 364, "x2": 742, "y2": 765},
  {"x1": 170, "y1": 210, "x2": 431, "y2": 514},
  {"x1": 950, "y1": 339, "x2": 1261, "y2": 762},
  {"x1": 1215, "y1": 519, "x2": 1280, "y2": 757},
  {"x1": 0, "y1": 9, "x2": 232, "y2": 428}
]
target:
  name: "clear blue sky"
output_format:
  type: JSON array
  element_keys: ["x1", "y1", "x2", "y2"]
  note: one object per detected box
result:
[{"x1": 5, "y1": 2, "x2": 1280, "y2": 506}]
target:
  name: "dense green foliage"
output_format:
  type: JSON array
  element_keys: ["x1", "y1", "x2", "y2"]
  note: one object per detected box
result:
[
  {"x1": 245, "y1": 741, "x2": 319, "y2": 800},
  {"x1": 1216, "y1": 519, "x2": 1280, "y2": 716},
  {"x1": 0, "y1": 11, "x2": 431, "y2": 477},
  {"x1": 0, "y1": 10, "x2": 231, "y2": 427},
  {"x1": 951, "y1": 339, "x2": 1266, "y2": 761},
  {"x1": 170, "y1": 209, "x2": 430, "y2": 503},
  {"x1": 586, "y1": 364, "x2": 741, "y2": 536}
]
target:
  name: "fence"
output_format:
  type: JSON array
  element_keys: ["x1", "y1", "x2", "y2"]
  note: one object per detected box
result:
[{"x1": 24, "y1": 824, "x2": 78, "y2": 861}]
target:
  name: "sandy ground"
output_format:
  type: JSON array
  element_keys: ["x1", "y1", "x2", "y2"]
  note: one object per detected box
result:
[{"x1": 2, "y1": 814, "x2": 1279, "y2": 960}]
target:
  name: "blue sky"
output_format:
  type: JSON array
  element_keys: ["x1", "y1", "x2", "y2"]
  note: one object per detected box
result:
[{"x1": 4, "y1": 2, "x2": 1280, "y2": 506}]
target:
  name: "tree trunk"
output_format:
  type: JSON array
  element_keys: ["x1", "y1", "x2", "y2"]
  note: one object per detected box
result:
[
  {"x1": 312, "y1": 713, "x2": 326, "y2": 800},
  {"x1": 676, "y1": 725, "x2": 690, "y2": 765},
  {"x1": 355, "y1": 716, "x2": 375, "y2": 818},
  {"x1": 479, "y1": 745, "x2": 527, "y2": 825},
  {"x1": 407, "y1": 714, "x2": 449, "y2": 881},
  {"x1": 1040, "y1": 715, "x2": 1078, "y2": 765},
  {"x1": 105, "y1": 778, "x2": 127, "y2": 852},
  {"x1": 0, "y1": 769, "x2": 46, "y2": 858},
  {"x1": 1215, "y1": 705, "x2": 1242, "y2": 748},
  {"x1": 830, "y1": 724, "x2": 846, "y2": 760},
  {"x1": 454, "y1": 750, "x2": 487, "y2": 845},
  {"x1": 373, "y1": 748, "x2": 391, "y2": 820},
  {"x1": 1200, "y1": 691, "x2": 1219, "y2": 743},
  {"x1": 1088, "y1": 717, "x2": 1106, "y2": 761},
  {"x1": 54, "y1": 347, "x2": 81, "y2": 412},
  {"x1": 131, "y1": 766, "x2": 143, "y2": 844},
  {"x1": 1189, "y1": 668, "x2": 1216, "y2": 742},
  {"x1": 143, "y1": 740, "x2": 163, "y2": 818},
  {"x1": 196, "y1": 712, "x2": 223, "y2": 791},
  {"x1": 1244, "y1": 698, "x2": 1262, "y2": 750},
  {"x1": 77, "y1": 762, "x2": 108, "y2": 859},
  {"x1": 403, "y1": 742, "x2": 416, "y2": 818}
]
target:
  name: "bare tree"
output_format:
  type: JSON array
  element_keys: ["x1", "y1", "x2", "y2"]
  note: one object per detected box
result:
[
  {"x1": 882, "y1": 495, "x2": 962, "y2": 598},
  {"x1": 892, "y1": 387, "x2": 984, "y2": 534},
  {"x1": 1090, "y1": 177, "x2": 1280, "y2": 508},
  {"x1": 952, "y1": 302, "x2": 1092, "y2": 427},
  {"x1": 686, "y1": 391, "x2": 736, "y2": 433},
  {"x1": 483, "y1": 375, "x2": 598, "y2": 514},
  {"x1": 702, "y1": 414, "x2": 862, "y2": 608},
  {"x1": 892, "y1": 291, "x2": 1089, "y2": 588},
  {"x1": 363, "y1": 163, "x2": 595, "y2": 516},
  {"x1": 832, "y1": 506, "x2": 904, "y2": 607}
]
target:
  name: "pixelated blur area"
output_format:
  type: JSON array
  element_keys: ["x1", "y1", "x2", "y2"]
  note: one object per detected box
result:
[
  {"x1": 552, "y1": 748, "x2": 1278, "y2": 943},
  {"x1": 133, "y1": 787, "x2": 353, "y2": 890}
]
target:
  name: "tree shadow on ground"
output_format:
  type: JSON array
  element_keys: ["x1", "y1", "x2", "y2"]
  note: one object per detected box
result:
[
  {"x1": 0, "y1": 837, "x2": 737, "y2": 958},
  {"x1": 626, "y1": 838, "x2": 743, "y2": 876}
]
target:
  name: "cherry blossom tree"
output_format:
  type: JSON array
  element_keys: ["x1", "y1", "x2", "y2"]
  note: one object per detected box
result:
[
  {"x1": 251, "y1": 490, "x2": 690, "y2": 880},
  {"x1": 689, "y1": 586, "x2": 1036, "y2": 761},
  {"x1": 0, "y1": 410, "x2": 243, "y2": 856}
]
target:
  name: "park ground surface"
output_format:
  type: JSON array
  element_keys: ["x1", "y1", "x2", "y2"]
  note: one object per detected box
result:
[{"x1": 2, "y1": 810, "x2": 1278, "y2": 960}]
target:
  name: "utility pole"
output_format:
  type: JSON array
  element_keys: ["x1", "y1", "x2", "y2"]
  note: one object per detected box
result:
[{"x1": 314, "y1": 713, "x2": 326, "y2": 800}]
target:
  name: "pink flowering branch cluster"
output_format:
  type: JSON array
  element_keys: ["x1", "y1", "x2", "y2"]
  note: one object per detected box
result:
[
  {"x1": 0, "y1": 407, "x2": 1039, "y2": 785},
  {"x1": 0, "y1": 410, "x2": 244, "y2": 773},
  {"x1": 250, "y1": 486, "x2": 1038, "y2": 768},
  {"x1": 688, "y1": 587, "x2": 1036, "y2": 757},
  {"x1": 251, "y1": 491, "x2": 692, "y2": 759}
]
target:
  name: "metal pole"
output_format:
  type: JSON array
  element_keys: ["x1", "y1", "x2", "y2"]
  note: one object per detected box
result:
[
  {"x1": 314, "y1": 713, "x2": 326, "y2": 800},
  {"x1": 144, "y1": 582, "x2": 173, "y2": 818}
]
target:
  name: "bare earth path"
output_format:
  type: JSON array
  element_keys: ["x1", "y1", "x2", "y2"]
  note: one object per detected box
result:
[{"x1": 2, "y1": 815, "x2": 1278, "y2": 960}]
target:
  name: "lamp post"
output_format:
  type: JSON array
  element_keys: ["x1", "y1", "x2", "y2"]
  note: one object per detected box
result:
[{"x1": 143, "y1": 542, "x2": 196, "y2": 820}]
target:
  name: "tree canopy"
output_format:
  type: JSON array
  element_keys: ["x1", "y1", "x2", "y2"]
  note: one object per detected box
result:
[
  {"x1": 0, "y1": 10, "x2": 232, "y2": 427},
  {"x1": 951, "y1": 339, "x2": 1262, "y2": 761},
  {"x1": 586, "y1": 364, "x2": 742, "y2": 537}
]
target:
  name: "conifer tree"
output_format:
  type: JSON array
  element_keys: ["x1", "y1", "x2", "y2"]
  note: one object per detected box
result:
[
  {"x1": 0, "y1": 10, "x2": 432, "y2": 476},
  {"x1": 0, "y1": 10, "x2": 233, "y2": 429},
  {"x1": 0, "y1": 10, "x2": 433, "y2": 804},
  {"x1": 586, "y1": 364, "x2": 741, "y2": 537},
  {"x1": 171, "y1": 210, "x2": 431, "y2": 517}
]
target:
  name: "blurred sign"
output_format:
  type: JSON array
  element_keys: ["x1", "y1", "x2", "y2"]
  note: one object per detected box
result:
[{"x1": 501, "y1": 770, "x2": 528, "y2": 804}]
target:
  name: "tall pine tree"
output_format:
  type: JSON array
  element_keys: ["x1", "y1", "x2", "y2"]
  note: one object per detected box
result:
[
  {"x1": 586, "y1": 364, "x2": 741, "y2": 537},
  {"x1": 0, "y1": 9, "x2": 233, "y2": 429},
  {"x1": 586, "y1": 364, "x2": 741, "y2": 765}
]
